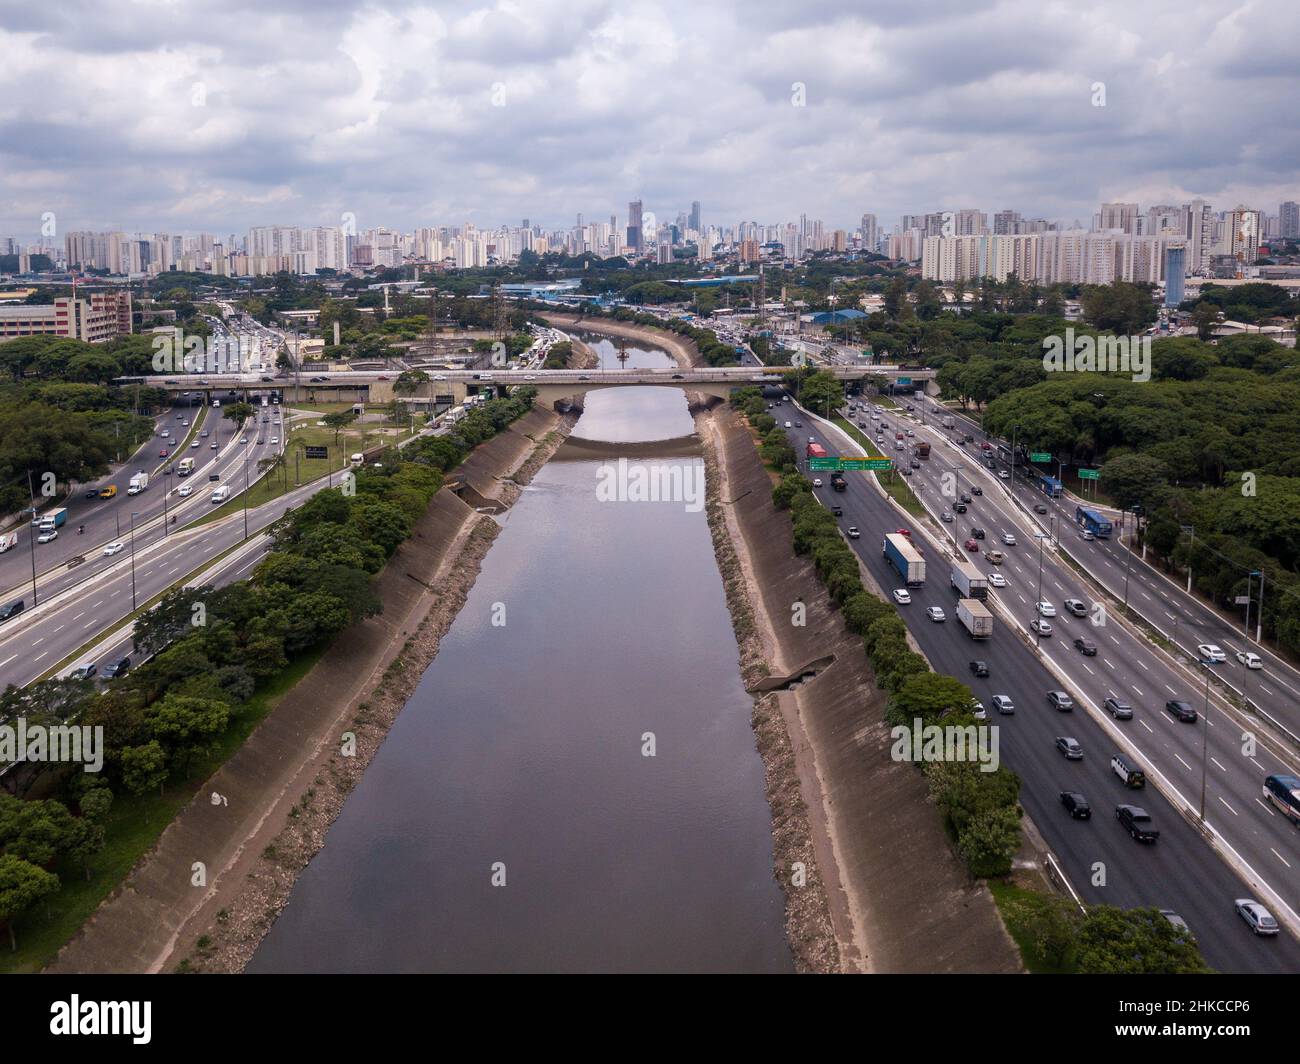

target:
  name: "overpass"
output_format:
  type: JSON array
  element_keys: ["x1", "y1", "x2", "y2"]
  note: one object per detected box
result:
[{"x1": 120, "y1": 364, "x2": 935, "y2": 406}]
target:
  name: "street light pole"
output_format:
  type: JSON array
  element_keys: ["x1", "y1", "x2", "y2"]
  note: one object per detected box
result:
[
  {"x1": 25, "y1": 507, "x2": 38, "y2": 607},
  {"x1": 1198, "y1": 662, "x2": 1212, "y2": 822},
  {"x1": 128, "y1": 511, "x2": 139, "y2": 611}
]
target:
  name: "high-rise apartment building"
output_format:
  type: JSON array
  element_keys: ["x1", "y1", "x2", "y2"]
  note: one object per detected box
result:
[
  {"x1": 859, "y1": 213, "x2": 878, "y2": 252},
  {"x1": 1099, "y1": 202, "x2": 1139, "y2": 234},
  {"x1": 1279, "y1": 201, "x2": 1299, "y2": 239},
  {"x1": 1223, "y1": 205, "x2": 1263, "y2": 267},
  {"x1": 1164, "y1": 244, "x2": 1187, "y2": 306}
]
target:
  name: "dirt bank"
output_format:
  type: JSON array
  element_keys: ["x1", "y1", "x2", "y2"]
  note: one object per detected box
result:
[
  {"x1": 46, "y1": 407, "x2": 574, "y2": 974},
  {"x1": 541, "y1": 313, "x2": 703, "y2": 368},
  {"x1": 698, "y1": 402, "x2": 1023, "y2": 974}
]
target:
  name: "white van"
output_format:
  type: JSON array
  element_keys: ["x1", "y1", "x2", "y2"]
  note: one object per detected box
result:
[{"x1": 210, "y1": 486, "x2": 231, "y2": 504}]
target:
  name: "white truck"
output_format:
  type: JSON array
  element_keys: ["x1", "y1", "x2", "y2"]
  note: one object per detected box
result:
[
  {"x1": 941, "y1": 414, "x2": 955, "y2": 429},
  {"x1": 0, "y1": 531, "x2": 17, "y2": 553},
  {"x1": 127, "y1": 471, "x2": 149, "y2": 495},
  {"x1": 950, "y1": 560, "x2": 988, "y2": 600},
  {"x1": 956, "y1": 598, "x2": 993, "y2": 639}
]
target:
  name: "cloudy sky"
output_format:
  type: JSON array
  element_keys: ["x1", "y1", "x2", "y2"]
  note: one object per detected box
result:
[{"x1": 2, "y1": 0, "x2": 1297, "y2": 240}]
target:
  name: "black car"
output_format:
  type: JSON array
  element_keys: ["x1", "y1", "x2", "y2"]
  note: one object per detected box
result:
[
  {"x1": 964, "y1": 434, "x2": 974, "y2": 443},
  {"x1": 1103, "y1": 697, "x2": 1134, "y2": 720},
  {"x1": 1073, "y1": 637, "x2": 1098, "y2": 656},
  {"x1": 671, "y1": 373, "x2": 685, "y2": 380},
  {"x1": 84, "y1": 488, "x2": 100, "y2": 498},
  {"x1": 1060, "y1": 791, "x2": 1091, "y2": 819},
  {"x1": 102, "y1": 656, "x2": 131, "y2": 679},
  {"x1": 953, "y1": 502, "x2": 967, "y2": 513},
  {"x1": 971, "y1": 486, "x2": 983, "y2": 496},
  {"x1": 969, "y1": 660, "x2": 990, "y2": 678},
  {"x1": 0, "y1": 599, "x2": 24, "y2": 622},
  {"x1": 1165, "y1": 699, "x2": 1198, "y2": 723},
  {"x1": 831, "y1": 505, "x2": 843, "y2": 517},
  {"x1": 1116, "y1": 805, "x2": 1159, "y2": 842},
  {"x1": 794, "y1": 420, "x2": 803, "y2": 428},
  {"x1": 1033, "y1": 503, "x2": 1049, "y2": 514},
  {"x1": 959, "y1": 492, "x2": 972, "y2": 503},
  {"x1": 260, "y1": 375, "x2": 274, "y2": 382},
  {"x1": 971, "y1": 527, "x2": 985, "y2": 539}
]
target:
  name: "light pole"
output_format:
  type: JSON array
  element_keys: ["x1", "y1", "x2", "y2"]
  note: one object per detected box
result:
[
  {"x1": 1181, "y1": 524, "x2": 1196, "y2": 594},
  {"x1": 162, "y1": 468, "x2": 172, "y2": 535},
  {"x1": 1033, "y1": 530, "x2": 1050, "y2": 648},
  {"x1": 24, "y1": 507, "x2": 38, "y2": 607},
  {"x1": 1198, "y1": 659, "x2": 1214, "y2": 822},
  {"x1": 128, "y1": 511, "x2": 139, "y2": 611}
]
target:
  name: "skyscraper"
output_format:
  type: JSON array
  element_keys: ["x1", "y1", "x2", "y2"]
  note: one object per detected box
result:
[
  {"x1": 860, "y1": 213, "x2": 877, "y2": 252},
  {"x1": 689, "y1": 201, "x2": 701, "y2": 233},
  {"x1": 1164, "y1": 244, "x2": 1186, "y2": 307},
  {"x1": 1281, "y1": 201, "x2": 1300, "y2": 239},
  {"x1": 627, "y1": 200, "x2": 643, "y2": 252}
]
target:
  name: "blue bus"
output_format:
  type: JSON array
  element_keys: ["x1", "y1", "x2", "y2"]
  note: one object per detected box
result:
[
  {"x1": 1039, "y1": 476, "x2": 1063, "y2": 498},
  {"x1": 1076, "y1": 506, "x2": 1112, "y2": 537}
]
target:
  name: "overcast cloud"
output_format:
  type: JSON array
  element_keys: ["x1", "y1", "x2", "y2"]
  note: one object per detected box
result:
[{"x1": 1, "y1": 0, "x2": 1297, "y2": 238}]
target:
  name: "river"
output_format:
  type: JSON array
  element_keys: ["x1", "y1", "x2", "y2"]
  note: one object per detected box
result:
[{"x1": 248, "y1": 336, "x2": 792, "y2": 973}]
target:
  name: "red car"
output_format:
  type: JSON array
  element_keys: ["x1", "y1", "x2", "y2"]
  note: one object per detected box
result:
[
  {"x1": 159, "y1": 448, "x2": 169, "y2": 458},
  {"x1": 964, "y1": 538, "x2": 980, "y2": 552},
  {"x1": 895, "y1": 528, "x2": 910, "y2": 537}
]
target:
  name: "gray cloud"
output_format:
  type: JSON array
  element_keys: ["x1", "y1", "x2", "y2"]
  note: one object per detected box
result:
[{"x1": 0, "y1": 0, "x2": 1297, "y2": 239}]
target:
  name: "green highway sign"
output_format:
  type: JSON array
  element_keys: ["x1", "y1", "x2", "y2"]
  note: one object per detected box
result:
[
  {"x1": 1078, "y1": 468, "x2": 1100, "y2": 480},
  {"x1": 842, "y1": 457, "x2": 893, "y2": 471},
  {"x1": 896, "y1": 377, "x2": 912, "y2": 386},
  {"x1": 1030, "y1": 452, "x2": 1052, "y2": 463},
  {"x1": 809, "y1": 457, "x2": 839, "y2": 470}
]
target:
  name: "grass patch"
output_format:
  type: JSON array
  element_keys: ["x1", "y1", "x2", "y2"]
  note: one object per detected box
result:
[
  {"x1": 987, "y1": 878, "x2": 1077, "y2": 974},
  {"x1": 833, "y1": 416, "x2": 925, "y2": 518},
  {"x1": 0, "y1": 646, "x2": 328, "y2": 973}
]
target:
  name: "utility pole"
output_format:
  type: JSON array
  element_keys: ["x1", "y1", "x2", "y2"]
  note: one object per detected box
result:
[
  {"x1": 128, "y1": 511, "x2": 139, "y2": 611},
  {"x1": 25, "y1": 507, "x2": 38, "y2": 607}
]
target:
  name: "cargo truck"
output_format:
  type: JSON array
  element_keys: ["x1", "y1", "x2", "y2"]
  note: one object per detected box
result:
[
  {"x1": 177, "y1": 458, "x2": 195, "y2": 476},
  {"x1": 807, "y1": 442, "x2": 828, "y2": 459},
  {"x1": 941, "y1": 415, "x2": 955, "y2": 429},
  {"x1": 0, "y1": 531, "x2": 17, "y2": 553},
  {"x1": 883, "y1": 532, "x2": 926, "y2": 585},
  {"x1": 950, "y1": 560, "x2": 989, "y2": 600},
  {"x1": 38, "y1": 507, "x2": 68, "y2": 532},
  {"x1": 917, "y1": 441, "x2": 931, "y2": 459},
  {"x1": 956, "y1": 598, "x2": 993, "y2": 639},
  {"x1": 127, "y1": 471, "x2": 149, "y2": 495},
  {"x1": 830, "y1": 471, "x2": 846, "y2": 491}
]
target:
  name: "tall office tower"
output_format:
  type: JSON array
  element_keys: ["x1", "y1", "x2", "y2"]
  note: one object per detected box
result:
[
  {"x1": 1164, "y1": 244, "x2": 1187, "y2": 307},
  {"x1": 627, "y1": 200, "x2": 643, "y2": 251},
  {"x1": 1224, "y1": 205, "x2": 1263, "y2": 266},
  {"x1": 860, "y1": 213, "x2": 878, "y2": 252},
  {"x1": 954, "y1": 209, "x2": 987, "y2": 236},
  {"x1": 992, "y1": 210, "x2": 1019, "y2": 235},
  {"x1": 1099, "y1": 202, "x2": 1139, "y2": 233},
  {"x1": 1185, "y1": 199, "x2": 1215, "y2": 271},
  {"x1": 689, "y1": 201, "x2": 701, "y2": 233},
  {"x1": 1280, "y1": 201, "x2": 1300, "y2": 239}
]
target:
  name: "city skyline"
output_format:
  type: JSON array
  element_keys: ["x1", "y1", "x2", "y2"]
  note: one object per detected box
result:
[{"x1": 2, "y1": 0, "x2": 1299, "y2": 238}]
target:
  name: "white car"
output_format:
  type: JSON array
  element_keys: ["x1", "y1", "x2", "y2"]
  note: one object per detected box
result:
[
  {"x1": 1030, "y1": 618, "x2": 1053, "y2": 636},
  {"x1": 893, "y1": 589, "x2": 911, "y2": 605},
  {"x1": 103, "y1": 541, "x2": 124, "y2": 556},
  {"x1": 1197, "y1": 644, "x2": 1226, "y2": 663},
  {"x1": 1001, "y1": 532, "x2": 1017, "y2": 545},
  {"x1": 812, "y1": 478, "x2": 822, "y2": 487},
  {"x1": 987, "y1": 572, "x2": 1007, "y2": 587},
  {"x1": 846, "y1": 526, "x2": 860, "y2": 539},
  {"x1": 240, "y1": 436, "x2": 249, "y2": 444},
  {"x1": 998, "y1": 470, "x2": 1010, "y2": 480},
  {"x1": 926, "y1": 606, "x2": 946, "y2": 622},
  {"x1": 270, "y1": 436, "x2": 280, "y2": 445},
  {"x1": 177, "y1": 485, "x2": 193, "y2": 497},
  {"x1": 1235, "y1": 898, "x2": 1279, "y2": 936},
  {"x1": 971, "y1": 700, "x2": 987, "y2": 721},
  {"x1": 1078, "y1": 529, "x2": 1095, "y2": 541},
  {"x1": 37, "y1": 529, "x2": 58, "y2": 543},
  {"x1": 784, "y1": 421, "x2": 792, "y2": 428},
  {"x1": 1036, "y1": 601, "x2": 1057, "y2": 617},
  {"x1": 190, "y1": 440, "x2": 200, "y2": 448},
  {"x1": 1236, "y1": 650, "x2": 1263, "y2": 670}
]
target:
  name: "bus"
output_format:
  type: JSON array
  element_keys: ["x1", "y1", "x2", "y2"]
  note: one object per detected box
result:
[
  {"x1": 1075, "y1": 506, "x2": 1112, "y2": 537},
  {"x1": 177, "y1": 457, "x2": 195, "y2": 477},
  {"x1": 1039, "y1": 476, "x2": 1062, "y2": 497}
]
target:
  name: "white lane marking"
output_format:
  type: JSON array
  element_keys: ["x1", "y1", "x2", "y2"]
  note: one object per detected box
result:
[
  {"x1": 31, "y1": 637, "x2": 43, "y2": 646},
  {"x1": 1218, "y1": 796, "x2": 1238, "y2": 816},
  {"x1": 1211, "y1": 757, "x2": 1226, "y2": 772},
  {"x1": 53, "y1": 624, "x2": 64, "y2": 633},
  {"x1": 1104, "y1": 658, "x2": 1116, "y2": 669},
  {"x1": 1272, "y1": 848, "x2": 1292, "y2": 868},
  {"x1": 1133, "y1": 685, "x2": 1144, "y2": 696},
  {"x1": 1257, "y1": 798, "x2": 1276, "y2": 816},
  {"x1": 1081, "y1": 662, "x2": 1094, "y2": 675},
  {"x1": 0, "y1": 654, "x2": 15, "y2": 668},
  {"x1": 1175, "y1": 753, "x2": 1192, "y2": 771},
  {"x1": 33, "y1": 652, "x2": 46, "y2": 661},
  {"x1": 1165, "y1": 684, "x2": 1177, "y2": 695},
  {"x1": 1110, "y1": 635, "x2": 1121, "y2": 646}
]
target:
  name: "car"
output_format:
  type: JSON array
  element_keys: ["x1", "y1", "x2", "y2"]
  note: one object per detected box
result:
[
  {"x1": 670, "y1": 373, "x2": 684, "y2": 380},
  {"x1": 1235, "y1": 898, "x2": 1280, "y2": 936},
  {"x1": 70, "y1": 663, "x2": 97, "y2": 680},
  {"x1": 240, "y1": 436, "x2": 250, "y2": 444},
  {"x1": 211, "y1": 442, "x2": 219, "y2": 450},
  {"x1": 1036, "y1": 601, "x2": 1057, "y2": 617},
  {"x1": 376, "y1": 374, "x2": 389, "y2": 381},
  {"x1": 784, "y1": 421, "x2": 792, "y2": 428},
  {"x1": 0, "y1": 599, "x2": 24, "y2": 622},
  {"x1": 830, "y1": 505, "x2": 843, "y2": 517},
  {"x1": 1116, "y1": 805, "x2": 1159, "y2": 842},
  {"x1": 807, "y1": 437, "x2": 816, "y2": 444},
  {"x1": 1063, "y1": 598, "x2": 1087, "y2": 617},
  {"x1": 893, "y1": 589, "x2": 911, "y2": 605},
  {"x1": 1047, "y1": 690, "x2": 1073, "y2": 711},
  {"x1": 180, "y1": 419, "x2": 189, "y2": 426},
  {"x1": 971, "y1": 527, "x2": 986, "y2": 540},
  {"x1": 969, "y1": 660, "x2": 989, "y2": 677},
  {"x1": 1078, "y1": 529, "x2": 1095, "y2": 541},
  {"x1": 925, "y1": 606, "x2": 946, "y2": 622},
  {"x1": 1197, "y1": 643, "x2": 1226, "y2": 663},
  {"x1": 1060, "y1": 791, "x2": 1091, "y2": 819},
  {"x1": 190, "y1": 440, "x2": 200, "y2": 449},
  {"x1": 1073, "y1": 637, "x2": 1098, "y2": 656},
  {"x1": 1159, "y1": 910, "x2": 1192, "y2": 937},
  {"x1": 1000, "y1": 531, "x2": 1016, "y2": 545},
  {"x1": 101, "y1": 656, "x2": 131, "y2": 679},
  {"x1": 910, "y1": 459, "x2": 920, "y2": 469},
  {"x1": 991, "y1": 695, "x2": 1015, "y2": 715},
  {"x1": 99, "y1": 484, "x2": 118, "y2": 499},
  {"x1": 812, "y1": 478, "x2": 823, "y2": 487},
  {"x1": 1055, "y1": 736, "x2": 1083, "y2": 760},
  {"x1": 1103, "y1": 697, "x2": 1134, "y2": 720},
  {"x1": 953, "y1": 502, "x2": 967, "y2": 513},
  {"x1": 1237, "y1": 650, "x2": 1263, "y2": 669},
  {"x1": 261, "y1": 375, "x2": 274, "y2": 382},
  {"x1": 940, "y1": 511, "x2": 953, "y2": 523},
  {"x1": 201, "y1": 430, "x2": 209, "y2": 437},
  {"x1": 971, "y1": 700, "x2": 987, "y2": 721},
  {"x1": 987, "y1": 572, "x2": 1007, "y2": 588},
  {"x1": 970, "y1": 486, "x2": 982, "y2": 496},
  {"x1": 309, "y1": 375, "x2": 327, "y2": 383},
  {"x1": 894, "y1": 528, "x2": 911, "y2": 537},
  {"x1": 1164, "y1": 699, "x2": 1198, "y2": 723},
  {"x1": 999, "y1": 470, "x2": 1010, "y2": 480},
  {"x1": 37, "y1": 529, "x2": 58, "y2": 543},
  {"x1": 1033, "y1": 503, "x2": 1049, "y2": 515},
  {"x1": 984, "y1": 549, "x2": 1004, "y2": 564},
  {"x1": 963, "y1": 538, "x2": 979, "y2": 552},
  {"x1": 177, "y1": 485, "x2": 193, "y2": 497},
  {"x1": 905, "y1": 429, "x2": 914, "y2": 438},
  {"x1": 159, "y1": 449, "x2": 169, "y2": 458},
  {"x1": 794, "y1": 421, "x2": 802, "y2": 428},
  {"x1": 846, "y1": 526, "x2": 861, "y2": 539},
  {"x1": 102, "y1": 542, "x2": 124, "y2": 556},
  {"x1": 959, "y1": 492, "x2": 972, "y2": 503},
  {"x1": 84, "y1": 488, "x2": 100, "y2": 499}
]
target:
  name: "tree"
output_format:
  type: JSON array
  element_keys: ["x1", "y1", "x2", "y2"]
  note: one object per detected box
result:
[
  {"x1": 223, "y1": 401, "x2": 255, "y2": 425},
  {"x1": 121, "y1": 741, "x2": 168, "y2": 797},
  {"x1": 322, "y1": 411, "x2": 358, "y2": 446},
  {"x1": 1100, "y1": 453, "x2": 1170, "y2": 512},
  {"x1": 0, "y1": 854, "x2": 59, "y2": 951},
  {"x1": 889, "y1": 672, "x2": 977, "y2": 726},
  {"x1": 1193, "y1": 302, "x2": 1222, "y2": 340},
  {"x1": 147, "y1": 696, "x2": 230, "y2": 776},
  {"x1": 1074, "y1": 906, "x2": 1210, "y2": 974},
  {"x1": 1080, "y1": 282, "x2": 1158, "y2": 334}
]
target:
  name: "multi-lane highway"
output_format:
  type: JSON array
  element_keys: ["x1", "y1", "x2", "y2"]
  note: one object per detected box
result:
[{"x1": 777, "y1": 395, "x2": 1300, "y2": 973}]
